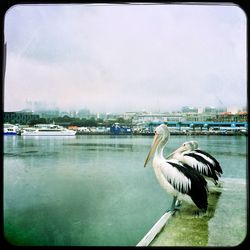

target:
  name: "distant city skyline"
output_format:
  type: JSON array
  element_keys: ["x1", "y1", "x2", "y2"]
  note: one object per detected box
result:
[
  {"x1": 14, "y1": 99, "x2": 246, "y2": 115},
  {"x1": 4, "y1": 3, "x2": 247, "y2": 113}
]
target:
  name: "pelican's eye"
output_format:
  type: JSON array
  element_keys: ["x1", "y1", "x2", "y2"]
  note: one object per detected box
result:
[{"x1": 183, "y1": 143, "x2": 186, "y2": 146}]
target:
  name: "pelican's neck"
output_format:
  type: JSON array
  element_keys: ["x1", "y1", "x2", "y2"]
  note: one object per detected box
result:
[{"x1": 154, "y1": 136, "x2": 168, "y2": 161}]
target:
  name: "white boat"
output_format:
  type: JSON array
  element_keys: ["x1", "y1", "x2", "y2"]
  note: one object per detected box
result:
[
  {"x1": 20, "y1": 124, "x2": 76, "y2": 136},
  {"x1": 4, "y1": 123, "x2": 19, "y2": 135}
]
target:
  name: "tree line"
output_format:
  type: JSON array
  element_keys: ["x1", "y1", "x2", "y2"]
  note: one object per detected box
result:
[{"x1": 28, "y1": 115, "x2": 132, "y2": 127}]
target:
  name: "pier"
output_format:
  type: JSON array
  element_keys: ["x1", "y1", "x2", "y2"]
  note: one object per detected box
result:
[{"x1": 137, "y1": 178, "x2": 247, "y2": 247}]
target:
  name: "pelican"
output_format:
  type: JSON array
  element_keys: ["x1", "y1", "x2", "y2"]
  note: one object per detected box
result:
[
  {"x1": 144, "y1": 124, "x2": 208, "y2": 212},
  {"x1": 167, "y1": 140, "x2": 223, "y2": 186}
]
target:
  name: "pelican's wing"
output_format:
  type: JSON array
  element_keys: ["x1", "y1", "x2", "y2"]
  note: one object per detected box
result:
[
  {"x1": 194, "y1": 149, "x2": 223, "y2": 174},
  {"x1": 160, "y1": 160, "x2": 192, "y2": 194},
  {"x1": 181, "y1": 152, "x2": 221, "y2": 180},
  {"x1": 160, "y1": 160, "x2": 208, "y2": 210}
]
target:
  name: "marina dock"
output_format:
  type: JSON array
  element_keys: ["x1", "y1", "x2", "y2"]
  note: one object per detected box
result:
[{"x1": 137, "y1": 178, "x2": 247, "y2": 247}]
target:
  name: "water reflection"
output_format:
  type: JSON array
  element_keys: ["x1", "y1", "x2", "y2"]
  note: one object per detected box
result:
[
  {"x1": 4, "y1": 151, "x2": 59, "y2": 158},
  {"x1": 64, "y1": 142, "x2": 136, "y2": 152}
]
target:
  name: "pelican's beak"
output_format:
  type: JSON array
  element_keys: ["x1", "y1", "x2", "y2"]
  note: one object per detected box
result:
[
  {"x1": 166, "y1": 145, "x2": 185, "y2": 159},
  {"x1": 165, "y1": 150, "x2": 176, "y2": 159},
  {"x1": 144, "y1": 133, "x2": 161, "y2": 167}
]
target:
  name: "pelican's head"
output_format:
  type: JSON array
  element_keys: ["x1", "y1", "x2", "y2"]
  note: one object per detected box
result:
[
  {"x1": 144, "y1": 124, "x2": 170, "y2": 167},
  {"x1": 179, "y1": 140, "x2": 198, "y2": 152}
]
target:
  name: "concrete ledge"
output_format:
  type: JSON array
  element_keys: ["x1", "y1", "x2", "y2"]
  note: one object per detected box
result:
[
  {"x1": 137, "y1": 178, "x2": 247, "y2": 247},
  {"x1": 136, "y1": 210, "x2": 175, "y2": 246}
]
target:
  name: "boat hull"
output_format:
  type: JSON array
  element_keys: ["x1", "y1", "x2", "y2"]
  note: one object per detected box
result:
[
  {"x1": 4, "y1": 132, "x2": 17, "y2": 135},
  {"x1": 4, "y1": 124, "x2": 18, "y2": 135}
]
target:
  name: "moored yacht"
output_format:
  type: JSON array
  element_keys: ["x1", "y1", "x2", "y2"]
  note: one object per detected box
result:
[
  {"x1": 20, "y1": 124, "x2": 76, "y2": 136},
  {"x1": 4, "y1": 123, "x2": 19, "y2": 135}
]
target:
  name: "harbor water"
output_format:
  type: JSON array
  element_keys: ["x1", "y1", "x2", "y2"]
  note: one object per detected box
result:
[{"x1": 3, "y1": 134, "x2": 247, "y2": 246}]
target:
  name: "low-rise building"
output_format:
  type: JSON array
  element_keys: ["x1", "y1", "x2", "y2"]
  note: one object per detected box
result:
[{"x1": 132, "y1": 112, "x2": 185, "y2": 125}]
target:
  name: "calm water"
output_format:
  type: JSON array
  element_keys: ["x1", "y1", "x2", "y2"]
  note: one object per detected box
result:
[{"x1": 3, "y1": 134, "x2": 247, "y2": 246}]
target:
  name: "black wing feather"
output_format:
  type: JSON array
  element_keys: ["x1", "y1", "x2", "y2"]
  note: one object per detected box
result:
[
  {"x1": 195, "y1": 149, "x2": 223, "y2": 174},
  {"x1": 184, "y1": 152, "x2": 219, "y2": 181},
  {"x1": 167, "y1": 161, "x2": 208, "y2": 211}
]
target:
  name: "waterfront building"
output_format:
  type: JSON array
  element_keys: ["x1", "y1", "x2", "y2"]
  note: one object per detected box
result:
[
  {"x1": 123, "y1": 112, "x2": 138, "y2": 121},
  {"x1": 236, "y1": 111, "x2": 248, "y2": 122},
  {"x1": 219, "y1": 111, "x2": 248, "y2": 122},
  {"x1": 185, "y1": 112, "x2": 218, "y2": 122},
  {"x1": 132, "y1": 112, "x2": 185, "y2": 125}
]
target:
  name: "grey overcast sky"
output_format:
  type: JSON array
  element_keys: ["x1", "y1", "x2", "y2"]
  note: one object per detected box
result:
[{"x1": 4, "y1": 3, "x2": 247, "y2": 113}]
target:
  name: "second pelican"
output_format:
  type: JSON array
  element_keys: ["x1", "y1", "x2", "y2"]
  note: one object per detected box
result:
[{"x1": 166, "y1": 140, "x2": 223, "y2": 186}]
